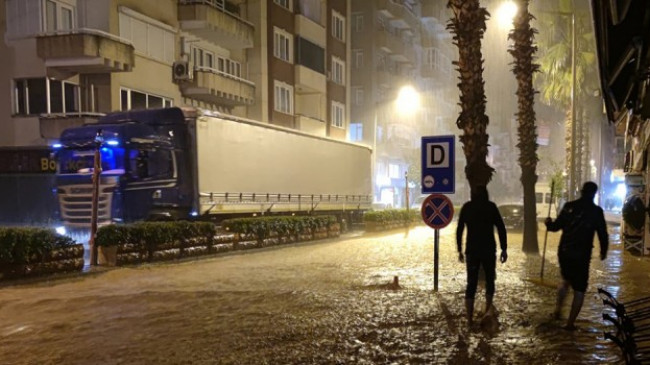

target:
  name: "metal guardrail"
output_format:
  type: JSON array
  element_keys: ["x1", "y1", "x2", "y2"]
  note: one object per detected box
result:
[{"x1": 200, "y1": 192, "x2": 372, "y2": 204}]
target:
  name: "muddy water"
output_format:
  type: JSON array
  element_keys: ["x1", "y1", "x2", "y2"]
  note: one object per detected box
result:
[{"x1": 0, "y1": 223, "x2": 645, "y2": 364}]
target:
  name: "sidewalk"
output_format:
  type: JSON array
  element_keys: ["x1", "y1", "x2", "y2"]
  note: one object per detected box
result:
[{"x1": 604, "y1": 211, "x2": 622, "y2": 225}]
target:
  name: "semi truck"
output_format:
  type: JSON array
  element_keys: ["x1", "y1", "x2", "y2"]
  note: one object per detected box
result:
[{"x1": 55, "y1": 107, "x2": 372, "y2": 227}]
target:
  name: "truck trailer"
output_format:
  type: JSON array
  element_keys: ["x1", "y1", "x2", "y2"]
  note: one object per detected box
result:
[{"x1": 55, "y1": 107, "x2": 372, "y2": 227}]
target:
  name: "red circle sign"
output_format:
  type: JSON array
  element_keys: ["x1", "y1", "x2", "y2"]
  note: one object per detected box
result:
[{"x1": 421, "y1": 194, "x2": 454, "y2": 229}]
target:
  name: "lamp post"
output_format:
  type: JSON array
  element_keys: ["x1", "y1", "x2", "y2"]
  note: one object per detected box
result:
[{"x1": 89, "y1": 129, "x2": 103, "y2": 266}]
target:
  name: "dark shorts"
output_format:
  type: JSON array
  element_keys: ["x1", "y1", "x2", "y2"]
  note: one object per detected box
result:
[{"x1": 558, "y1": 254, "x2": 590, "y2": 292}]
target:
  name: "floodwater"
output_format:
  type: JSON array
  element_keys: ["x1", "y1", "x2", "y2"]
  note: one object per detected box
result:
[{"x1": 0, "y1": 223, "x2": 646, "y2": 364}]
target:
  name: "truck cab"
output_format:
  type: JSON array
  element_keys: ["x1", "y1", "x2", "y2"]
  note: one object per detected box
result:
[{"x1": 55, "y1": 108, "x2": 194, "y2": 227}]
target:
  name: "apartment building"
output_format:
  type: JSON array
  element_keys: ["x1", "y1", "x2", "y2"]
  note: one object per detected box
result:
[
  {"x1": 0, "y1": 0, "x2": 350, "y2": 147},
  {"x1": 350, "y1": 0, "x2": 462, "y2": 206}
]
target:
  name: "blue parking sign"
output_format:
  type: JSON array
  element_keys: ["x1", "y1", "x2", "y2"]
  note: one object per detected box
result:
[{"x1": 421, "y1": 135, "x2": 455, "y2": 194}]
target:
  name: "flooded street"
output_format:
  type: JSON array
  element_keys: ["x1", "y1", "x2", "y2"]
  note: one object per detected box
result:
[{"x1": 0, "y1": 223, "x2": 647, "y2": 364}]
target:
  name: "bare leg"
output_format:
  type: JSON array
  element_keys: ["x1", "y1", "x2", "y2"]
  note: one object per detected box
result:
[
  {"x1": 485, "y1": 294, "x2": 493, "y2": 315},
  {"x1": 465, "y1": 298, "x2": 475, "y2": 326},
  {"x1": 565, "y1": 291, "x2": 585, "y2": 330},
  {"x1": 554, "y1": 281, "x2": 569, "y2": 319}
]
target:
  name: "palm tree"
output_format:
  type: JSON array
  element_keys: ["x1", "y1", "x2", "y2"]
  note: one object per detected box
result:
[
  {"x1": 508, "y1": 0, "x2": 540, "y2": 254},
  {"x1": 535, "y1": 0, "x2": 599, "y2": 198},
  {"x1": 447, "y1": 0, "x2": 495, "y2": 190}
]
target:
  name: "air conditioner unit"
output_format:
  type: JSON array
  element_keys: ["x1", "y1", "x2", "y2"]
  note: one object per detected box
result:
[{"x1": 172, "y1": 61, "x2": 192, "y2": 82}]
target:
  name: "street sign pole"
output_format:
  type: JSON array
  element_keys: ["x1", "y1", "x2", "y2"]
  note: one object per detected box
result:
[
  {"x1": 434, "y1": 229, "x2": 439, "y2": 292},
  {"x1": 421, "y1": 135, "x2": 455, "y2": 293},
  {"x1": 421, "y1": 194, "x2": 454, "y2": 292}
]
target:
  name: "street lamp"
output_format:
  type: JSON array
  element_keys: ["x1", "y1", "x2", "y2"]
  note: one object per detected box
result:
[
  {"x1": 372, "y1": 85, "x2": 421, "y2": 206},
  {"x1": 89, "y1": 129, "x2": 103, "y2": 266},
  {"x1": 496, "y1": 0, "x2": 518, "y2": 29}
]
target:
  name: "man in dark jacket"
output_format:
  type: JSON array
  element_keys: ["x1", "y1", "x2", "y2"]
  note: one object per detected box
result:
[
  {"x1": 456, "y1": 186, "x2": 508, "y2": 326},
  {"x1": 545, "y1": 181, "x2": 609, "y2": 330}
]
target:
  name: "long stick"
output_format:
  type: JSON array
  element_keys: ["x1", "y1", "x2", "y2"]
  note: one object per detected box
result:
[{"x1": 540, "y1": 180, "x2": 555, "y2": 280}]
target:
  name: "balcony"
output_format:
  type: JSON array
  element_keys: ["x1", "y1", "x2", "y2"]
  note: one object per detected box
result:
[
  {"x1": 39, "y1": 113, "x2": 103, "y2": 139},
  {"x1": 376, "y1": 0, "x2": 420, "y2": 30},
  {"x1": 295, "y1": 65, "x2": 326, "y2": 94},
  {"x1": 36, "y1": 29, "x2": 134, "y2": 74},
  {"x1": 376, "y1": 30, "x2": 417, "y2": 64},
  {"x1": 180, "y1": 68, "x2": 255, "y2": 106},
  {"x1": 178, "y1": 0, "x2": 254, "y2": 49},
  {"x1": 295, "y1": 14, "x2": 325, "y2": 48},
  {"x1": 294, "y1": 114, "x2": 326, "y2": 136}
]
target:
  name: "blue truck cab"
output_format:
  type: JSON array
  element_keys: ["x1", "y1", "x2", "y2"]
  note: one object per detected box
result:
[{"x1": 56, "y1": 108, "x2": 196, "y2": 227}]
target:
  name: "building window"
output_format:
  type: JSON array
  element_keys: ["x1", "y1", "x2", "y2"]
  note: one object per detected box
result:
[
  {"x1": 332, "y1": 11, "x2": 345, "y2": 41},
  {"x1": 332, "y1": 57, "x2": 345, "y2": 85},
  {"x1": 274, "y1": 81, "x2": 293, "y2": 115},
  {"x1": 44, "y1": 0, "x2": 75, "y2": 32},
  {"x1": 192, "y1": 46, "x2": 215, "y2": 69},
  {"x1": 353, "y1": 87, "x2": 364, "y2": 106},
  {"x1": 354, "y1": 14, "x2": 364, "y2": 32},
  {"x1": 353, "y1": 49, "x2": 364, "y2": 69},
  {"x1": 274, "y1": 0, "x2": 292, "y2": 11},
  {"x1": 296, "y1": 37, "x2": 325, "y2": 74},
  {"x1": 331, "y1": 101, "x2": 344, "y2": 128},
  {"x1": 119, "y1": 8, "x2": 175, "y2": 64},
  {"x1": 349, "y1": 123, "x2": 363, "y2": 142},
  {"x1": 120, "y1": 88, "x2": 172, "y2": 111},
  {"x1": 424, "y1": 47, "x2": 452, "y2": 77},
  {"x1": 389, "y1": 163, "x2": 400, "y2": 179},
  {"x1": 13, "y1": 78, "x2": 79, "y2": 115},
  {"x1": 274, "y1": 27, "x2": 293, "y2": 63}
]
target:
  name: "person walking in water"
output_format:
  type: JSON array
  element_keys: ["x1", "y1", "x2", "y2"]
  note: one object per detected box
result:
[
  {"x1": 545, "y1": 181, "x2": 609, "y2": 330},
  {"x1": 456, "y1": 186, "x2": 508, "y2": 326}
]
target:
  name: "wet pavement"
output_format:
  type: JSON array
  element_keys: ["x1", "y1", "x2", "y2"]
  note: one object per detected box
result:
[{"x1": 0, "y1": 222, "x2": 647, "y2": 364}]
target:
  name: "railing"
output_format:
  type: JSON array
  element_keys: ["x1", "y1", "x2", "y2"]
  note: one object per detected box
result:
[
  {"x1": 36, "y1": 27, "x2": 133, "y2": 47},
  {"x1": 200, "y1": 192, "x2": 372, "y2": 205},
  {"x1": 600, "y1": 287, "x2": 650, "y2": 364},
  {"x1": 194, "y1": 66, "x2": 254, "y2": 86},
  {"x1": 178, "y1": 0, "x2": 254, "y2": 27},
  {"x1": 39, "y1": 112, "x2": 106, "y2": 119}
]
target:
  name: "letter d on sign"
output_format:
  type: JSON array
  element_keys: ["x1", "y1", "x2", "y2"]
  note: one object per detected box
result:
[{"x1": 426, "y1": 142, "x2": 449, "y2": 168}]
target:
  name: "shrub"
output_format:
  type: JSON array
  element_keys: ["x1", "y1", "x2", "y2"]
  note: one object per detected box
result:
[
  {"x1": 0, "y1": 227, "x2": 77, "y2": 266},
  {"x1": 222, "y1": 215, "x2": 337, "y2": 243},
  {"x1": 363, "y1": 209, "x2": 419, "y2": 225}
]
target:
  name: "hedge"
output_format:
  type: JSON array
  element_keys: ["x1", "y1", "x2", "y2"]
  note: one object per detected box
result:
[
  {"x1": 0, "y1": 227, "x2": 77, "y2": 265},
  {"x1": 363, "y1": 209, "x2": 420, "y2": 224},
  {"x1": 221, "y1": 215, "x2": 337, "y2": 244},
  {"x1": 0, "y1": 227, "x2": 82, "y2": 279}
]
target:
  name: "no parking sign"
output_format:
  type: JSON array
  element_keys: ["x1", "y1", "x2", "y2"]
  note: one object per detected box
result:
[
  {"x1": 420, "y1": 193, "x2": 454, "y2": 292},
  {"x1": 421, "y1": 194, "x2": 454, "y2": 229}
]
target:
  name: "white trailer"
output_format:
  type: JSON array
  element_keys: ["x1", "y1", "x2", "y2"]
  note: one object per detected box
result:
[{"x1": 188, "y1": 109, "x2": 372, "y2": 216}]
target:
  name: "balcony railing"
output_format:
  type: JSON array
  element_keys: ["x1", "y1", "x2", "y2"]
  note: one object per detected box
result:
[
  {"x1": 36, "y1": 28, "x2": 134, "y2": 74},
  {"x1": 180, "y1": 66, "x2": 255, "y2": 106},
  {"x1": 376, "y1": 0, "x2": 420, "y2": 30},
  {"x1": 376, "y1": 28, "x2": 417, "y2": 64},
  {"x1": 178, "y1": 0, "x2": 254, "y2": 49}
]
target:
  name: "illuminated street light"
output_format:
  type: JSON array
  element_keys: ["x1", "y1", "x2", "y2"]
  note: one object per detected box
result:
[
  {"x1": 497, "y1": 0, "x2": 518, "y2": 29},
  {"x1": 395, "y1": 85, "x2": 421, "y2": 116},
  {"x1": 373, "y1": 85, "x2": 421, "y2": 205}
]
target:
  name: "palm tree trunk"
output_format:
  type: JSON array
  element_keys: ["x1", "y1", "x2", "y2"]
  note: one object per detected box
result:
[
  {"x1": 509, "y1": 0, "x2": 539, "y2": 254},
  {"x1": 447, "y1": 0, "x2": 494, "y2": 190},
  {"x1": 565, "y1": 109, "x2": 575, "y2": 196},
  {"x1": 581, "y1": 107, "x2": 591, "y2": 182}
]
